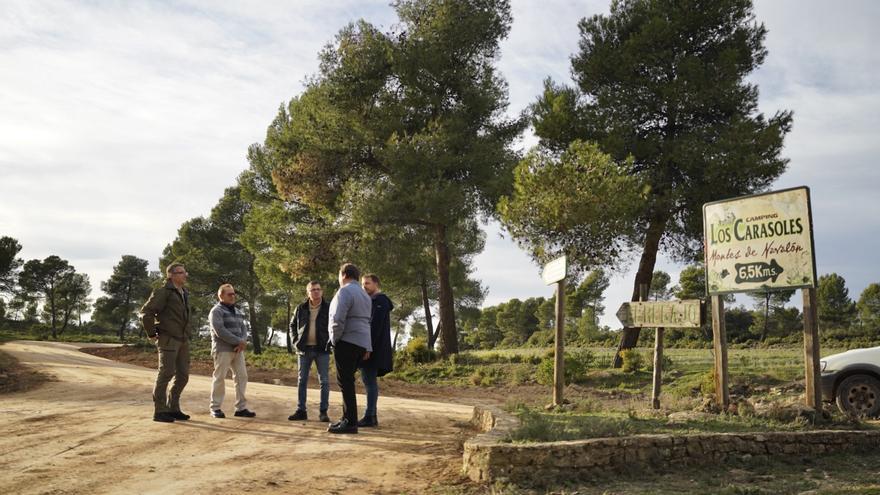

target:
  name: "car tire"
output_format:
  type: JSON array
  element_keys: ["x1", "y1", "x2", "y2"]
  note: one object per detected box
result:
[{"x1": 835, "y1": 374, "x2": 880, "y2": 418}]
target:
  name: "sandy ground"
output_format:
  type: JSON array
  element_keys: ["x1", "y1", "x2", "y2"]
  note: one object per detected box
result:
[{"x1": 0, "y1": 341, "x2": 477, "y2": 495}]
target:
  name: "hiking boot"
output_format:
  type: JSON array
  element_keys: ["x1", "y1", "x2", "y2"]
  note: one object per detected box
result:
[
  {"x1": 169, "y1": 411, "x2": 190, "y2": 421},
  {"x1": 319, "y1": 411, "x2": 330, "y2": 423},
  {"x1": 153, "y1": 412, "x2": 175, "y2": 423},
  {"x1": 234, "y1": 409, "x2": 256, "y2": 418},
  {"x1": 211, "y1": 409, "x2": 226, "y2": 418},
  {"x1": 287, "y1": 409, "x2": 308, "y2": 421}
]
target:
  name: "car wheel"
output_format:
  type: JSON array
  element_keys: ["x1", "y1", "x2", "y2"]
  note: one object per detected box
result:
[{"x1": 835, "y1": 374, "x2": 880, "y2": 418}]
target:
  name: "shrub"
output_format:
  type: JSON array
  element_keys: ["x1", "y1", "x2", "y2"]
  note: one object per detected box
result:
[
  {"x1": 396, "y1": 337, "x2": 437, "y2": 365},
  {"x1": 620, "y1": 349, "x2": 643, "y2": 373},
  {"x1": 535, "y1": 349, "x2": 595, "y2": 385}
]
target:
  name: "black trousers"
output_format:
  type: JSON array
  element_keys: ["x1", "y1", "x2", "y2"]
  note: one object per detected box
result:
[{"x1": 334, "y1": 340, "x2": 365, "y2": 423}]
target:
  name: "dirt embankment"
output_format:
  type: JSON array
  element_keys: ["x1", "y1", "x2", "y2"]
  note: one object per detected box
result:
[{"x1": 0, "y1": 341, "x2": 483, "y2": 495}]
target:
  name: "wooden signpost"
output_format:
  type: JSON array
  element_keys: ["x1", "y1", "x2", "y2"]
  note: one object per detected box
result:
[
  {"x1": 542, "y1": 255, "x2": 567, "y2": 407},
  {"x1": 703, "y1": 186, "x2": 819, "y2": 413},
  {"x1": 617, "y1": 297, "x2": 704, "y2": 409}
]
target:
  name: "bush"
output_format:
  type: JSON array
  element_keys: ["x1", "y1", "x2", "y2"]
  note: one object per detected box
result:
[
  {"x1": 395, "y1": 337, "x2": 436, "y2": 367},
  {"x1": 620, "y1": 349, "x2": 643, "y2": 373},
  {"x1": 535, "y1": 349, "x2": 595, "y2": 386}
]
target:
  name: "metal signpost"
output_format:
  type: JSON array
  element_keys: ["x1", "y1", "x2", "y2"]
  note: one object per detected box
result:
[
  {"x1": 617, "y1": 298, "x2": 704, "y2": 408},
  {"x1": 703, "y1": 186, "x2": 818, "y2": 412},
  {"x1": 542, "y1": 255, "x2": 567, "y2": 407}
]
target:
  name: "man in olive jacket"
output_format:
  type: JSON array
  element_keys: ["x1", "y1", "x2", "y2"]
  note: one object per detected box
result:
[
  {"x1": 287, "y1": 280, "x2": 331, "y2": 423},
  {"x1": 140, "y1": 263, "x2": 192, "y2": 423}
]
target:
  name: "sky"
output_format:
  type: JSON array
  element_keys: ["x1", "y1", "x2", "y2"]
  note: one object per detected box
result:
[{"x1": 1, "y1": 1, "x2": 878, "y2": 328}]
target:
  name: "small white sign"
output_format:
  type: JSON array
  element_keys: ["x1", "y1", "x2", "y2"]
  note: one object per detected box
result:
[{"x1": 542, "y1": 256, "x2": 567, "y2": 285}]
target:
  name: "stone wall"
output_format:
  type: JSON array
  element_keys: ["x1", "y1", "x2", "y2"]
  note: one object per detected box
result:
[{"x1": 463, "y1": 406, "x2": 880, "y2": 483}]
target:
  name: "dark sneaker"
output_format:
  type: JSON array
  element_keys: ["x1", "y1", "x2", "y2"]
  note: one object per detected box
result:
[
  {"x1": 357, "y1": 415, "x2": 378, "y2": 427},
  {"x1": 169, "y1": 411, "x2": 190, "y2": 421},
  {"x1": 234, "y1": 409, "x2": 256, "y2": 418},
  {"x1": 211, "y1": 409, "x2": 226, "y2": 418},
  {"x1": 287, "y1": 410, "x2": 308, "y2": 421},
  {"x1": 328, "y1": 418, "x2": 358, "y2": 434},
  {"x1": 153, "y1": 412, "x2": 175, "y2": 423},
  {"x1": 319, "y1": 412, "x2": 330, "y2": 423}
]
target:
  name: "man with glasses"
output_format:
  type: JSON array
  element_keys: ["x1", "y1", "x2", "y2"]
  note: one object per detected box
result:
[
  {"x1": 140, "y1": 263, "x2": 192, "y2": 423},
  {"x1": 208, "y1": 284, "x2": 255, "y2": 419},
  {"x1": 288, "y1": 281, "x2": 331, "y2": 422}
]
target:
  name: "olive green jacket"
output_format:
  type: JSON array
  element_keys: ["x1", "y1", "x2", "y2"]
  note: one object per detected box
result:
[{"x1": 140, "y1": 280, "x2": 191, "y2": 347}]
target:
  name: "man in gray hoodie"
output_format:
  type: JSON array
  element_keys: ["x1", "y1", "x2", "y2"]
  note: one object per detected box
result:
[
  {"x1": 208, "y1": 284, "x2": 256, "y2": 419},
  {"x1": 327, "y1": 263, "x2": 372, "y2": 434}
]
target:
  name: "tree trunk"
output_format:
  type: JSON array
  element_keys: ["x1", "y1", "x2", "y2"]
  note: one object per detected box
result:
[
  {"x1": 613, "y1": 214, "x2": 667, "y2": 367},
  {"x1": 433, "y1": 224, "x2": 458, "y2": 356},
  {"x1": 48, "y1": 288, "x2": 57, "y2": 339},
  {"x1": 285, "y1": 295, "x2": 293, "y2": 354},
  {"x1": 248, "y1": 301, "x2": 263, "y2": 354},
  {"x1": 118, "y1": 278, "x2": 133, "y2": 342},
  {"x1": 760, "y1": 292, "x2": 770, "y2": 342},
  {"x1": 420, "y1": 274, "x2": 437, "y2": 349}
]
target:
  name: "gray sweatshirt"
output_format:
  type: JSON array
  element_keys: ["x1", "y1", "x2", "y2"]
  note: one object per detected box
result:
[
  {"x1": 209, "y1": 302, "x2": 249, "y2": 354},
  {"x1": 328, "y1": 281, "x2": 373, "y2": 351}
]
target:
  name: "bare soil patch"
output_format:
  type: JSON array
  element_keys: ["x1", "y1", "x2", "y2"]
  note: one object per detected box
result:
[{"x1": 0, "y1": 349, "x2": 52, "y2": 394}]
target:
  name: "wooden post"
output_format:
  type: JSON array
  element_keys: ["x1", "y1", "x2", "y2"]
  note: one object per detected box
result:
[
  {"x1": 711, "y1": 295, "x2": 730, "y2": 412},
  {"x1": 803, "y1": 288, "x2": 822, "y2": 412},
  {"x1": 652, "y1": 327, "x2": 664, "y2": 409},
  {"x1": 553, "y1": 278, "x2": 566, "y2": 406}
]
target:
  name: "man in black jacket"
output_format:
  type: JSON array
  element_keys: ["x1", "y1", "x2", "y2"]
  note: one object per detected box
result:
[
  {"x1": 358, "y1": 273, "x2": 394, "y2": 427},
  {"x1": 287, "y1": 281, "x2": 331, "y2": 422}
]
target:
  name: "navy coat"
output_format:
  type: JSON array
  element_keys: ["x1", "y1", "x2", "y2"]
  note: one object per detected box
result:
[{"x1": 361, "y1": 293, "x2": 394, "y2": 376}]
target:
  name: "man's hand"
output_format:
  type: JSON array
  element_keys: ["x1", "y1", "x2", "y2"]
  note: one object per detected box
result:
[
  {"x1": 235, "y1": 341, "x2": 247, "y2": 353},
  {"x1": 149, "y1": 334, "x2": 158, "y2": 341},
  {"x1": 362, "y1": 351, "x2": 371, "y2": 361}
]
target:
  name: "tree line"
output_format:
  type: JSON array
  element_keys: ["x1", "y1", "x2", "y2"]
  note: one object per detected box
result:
[{"x1": 3, "y1": 0, "x2": 864, "y2": 356}]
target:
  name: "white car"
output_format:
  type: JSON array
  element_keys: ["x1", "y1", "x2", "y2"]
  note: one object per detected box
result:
[{"x1": 820, "y1": 346, "x2": 880, "y2": 417}]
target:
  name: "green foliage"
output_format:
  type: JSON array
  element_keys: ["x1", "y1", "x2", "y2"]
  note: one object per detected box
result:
[
  {"x1": 857, "y1": 283, "x2": 880, "y2": 330},
  {"x1": 498, "y1": 141, "x2": 645, "y2": 274},
  {"x1": 17, "y1": 256, "x2": 90, "y2": 337},
  {"x1": 520, "y1": 0, "x2": 792, "y2": 356},
  {"x1": 264, "y1": 0, "x2": 522, "y2": 355},
  {"x1": 620, "y1": 349, "x2": 644, "y2": 373},
  {"x1": 649, "y1": 270, "x2": 673, "y2": 301},
  {"x1": 92, "y1": 255, "x2": 154, "y2": 342},
  {"x1": 0, "y1": 236, "x2": 23, "y2": 294},
  {"x1": 817, "y1": 273, "x2": 857, "y2": 329},
  {"x1": 535, "y1": 349, "x2": 595, "y2": 385},
  {"x1": 399, "y1": 337, "x2": 437, "y2": 365},
  {"x1": 161, "y1": 187, "x2": 267, "y2": 353}
]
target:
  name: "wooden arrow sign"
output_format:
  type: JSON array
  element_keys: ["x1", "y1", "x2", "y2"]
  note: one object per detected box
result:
[{"x1": 616, "y1": 300, "x2": 703, "y2": 328}]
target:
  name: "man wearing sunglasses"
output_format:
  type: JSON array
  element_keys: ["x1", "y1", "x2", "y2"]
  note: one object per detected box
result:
[
  {"x1": 140, "y1": 263, "x2": 192, "y2": 423},
  {"x1": 208, "y1": 283, "x2": 255, "y2": 419}
]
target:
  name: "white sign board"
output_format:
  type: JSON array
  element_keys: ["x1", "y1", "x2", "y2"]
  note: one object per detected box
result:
[
  {"x1": 703, "y1": 186, "x2": 816, "y2": 295},
  {"x1": 542, "y1": 256, "x2": 567, "y2": 285}
]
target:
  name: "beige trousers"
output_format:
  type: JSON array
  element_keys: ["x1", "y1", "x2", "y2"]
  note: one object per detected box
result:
[{"x1": 210, "y1": 351, "x2": 248, "y2": 412}]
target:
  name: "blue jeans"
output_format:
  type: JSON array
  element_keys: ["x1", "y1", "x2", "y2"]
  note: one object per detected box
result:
[
  {"x1": 297, "y1": 348, "x2": 330, "y2": 413},
  {"x1": 360, "y1": 366, "x2": 379, "y2": 417}
]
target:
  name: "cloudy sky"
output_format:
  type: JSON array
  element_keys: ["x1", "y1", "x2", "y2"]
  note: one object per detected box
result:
[{"x1": 1, "y1": 1, "x2": 877, "y2": 328}]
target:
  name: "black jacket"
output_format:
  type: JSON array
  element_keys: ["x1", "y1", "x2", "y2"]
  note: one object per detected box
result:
[
  {"x1": 289, "y1": 299, "x2": 330, "y2": 354},
  {"x1": 361, "y1": 293, "x2": 394, "y2": 376}
]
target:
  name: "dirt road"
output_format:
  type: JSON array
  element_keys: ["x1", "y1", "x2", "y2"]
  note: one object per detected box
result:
[{"x1": 0, "y1": 341, "x2": 476, "y2": 494}]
